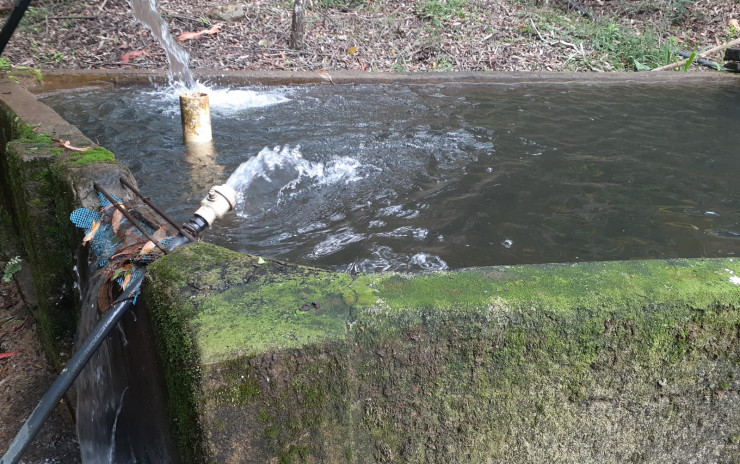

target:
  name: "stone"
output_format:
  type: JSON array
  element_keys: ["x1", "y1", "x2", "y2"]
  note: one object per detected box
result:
[
  {"x1": 723, "y1": 47, "x2": 740, "y2": 62},
  {"x1": 206, "y1": 2, "x2": 246, "y2": 22}
]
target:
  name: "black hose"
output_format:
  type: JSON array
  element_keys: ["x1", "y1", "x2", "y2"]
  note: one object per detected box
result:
[
  {"x1": 0, "y1": 0, "x2": 33, "y2": 57},
  {"x1": 0, "y1": 272, "x2": 144, "y2": 464},
  {"x1": 1, "y1": 216, "x2": 206, "y2": 463},
  {"x1": 675, "y1": 49, "x2": 722, "y2": 70}
]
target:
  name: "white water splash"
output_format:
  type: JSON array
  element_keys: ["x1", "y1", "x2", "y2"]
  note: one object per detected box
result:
[
  {"x1": 226, "y1": 146, "x2": 369, "y2": 218},
  {"x1": 143, "y1": 83, "x2": 290, "y2": 116},
  {"x1": 347, "y1": 245, "x2": 448, "y2": 273}
]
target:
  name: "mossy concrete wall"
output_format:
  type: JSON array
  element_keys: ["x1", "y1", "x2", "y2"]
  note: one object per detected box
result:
[
  {"x1": 0, "y1": 75, "x2": 133, "y2": 366},
  {"x1": 144, "y1": 242, "x2": 740, "y2": 464}
]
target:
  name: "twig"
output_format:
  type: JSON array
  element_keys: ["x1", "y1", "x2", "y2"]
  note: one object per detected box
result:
[
  {"x1": 652, "y1": 37, "x2": 740, "y2": 71},
  {"x1": 529, "y1": 18, "x2": 583, "y2": 53},
  {"x1": 163, "y1": 13, "x2": 208, "y2": 24},
  {"x1": 45, "y1": 15, "x2": 98, "y2": 20}
]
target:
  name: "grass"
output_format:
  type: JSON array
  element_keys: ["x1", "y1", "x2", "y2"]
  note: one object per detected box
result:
[
  {"x1": 525, "y1": 9, "x2": 677, "y2": 71},
  {"x1": 417, "y1": 0, "x2": 468, "y2": 26}
]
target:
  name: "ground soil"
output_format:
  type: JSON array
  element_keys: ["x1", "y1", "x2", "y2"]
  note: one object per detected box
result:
[
  {"x1": 0, "y1": 0, "x2": 739, "y2": 73},
  {"x1": 0, "y1": 0, "x2": 739, "y2": 462},
  {"x1": 0, "y1": 229, "x2": 80, "y2": 462}
]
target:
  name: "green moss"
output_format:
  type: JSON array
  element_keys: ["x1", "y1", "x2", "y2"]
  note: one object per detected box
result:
[
  {"x1": 141, "y1": 269, "x2": 206, "y2": 463},
  {"x1": 16, "y1": 123, "x2": 52, "y2": 144},
  {"x1": 143, "y1": 242, "x2": 740, "y2": 463},
  {"x1": 279, "y1": 445, "x2": 309, "y2": 464},
  {"x1": 67, "y1": 147, "x2": 115, "y2": 165}
]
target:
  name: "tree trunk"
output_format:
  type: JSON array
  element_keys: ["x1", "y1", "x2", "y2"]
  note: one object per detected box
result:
[{"x1": 289, "y1": 0, "x2": 305, "y2": 50}]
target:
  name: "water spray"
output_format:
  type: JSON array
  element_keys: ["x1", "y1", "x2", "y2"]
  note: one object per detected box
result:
[{"x1": 0, "y1": 178, "x2": 237, "y2": 464}]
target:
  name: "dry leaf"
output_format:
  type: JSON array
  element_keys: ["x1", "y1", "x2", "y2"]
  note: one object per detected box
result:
[
  {"x1": 151, "y1": 225, "x2": 167, "y2": 242},
  {"x1": 0, "y1": 350, "x2": 21, "y2": 360},
  {"x1": 111, "y1": 238, "x2": 149, "y2": 259},
  {"x1": 139, "y1": 241, "x2": 156, "y2": 256},
  {"x1": 730, "y1": 19, "x2": 740, "y2": 29},
  {"x1": 176, "y1": 24, "x2": 222, "y2": 42},
  {"x1": 111, "y1": 209, "x2": 123, "y2": 234},
  {"x1": 82, "y1": 220, "x2": 100, "y2": 245},
  {"x1": 121, "y1": 272, "x2": 132, "y2": 290},
  {"x1": 347, "y1": 46, "x2": 358, "y2": 55},
  {"x1": 97, "y1": 269, "x2": 115, "y2": 312},
  {"x1": 121, "y1": 50, "x2": 146, "y2": 63}
]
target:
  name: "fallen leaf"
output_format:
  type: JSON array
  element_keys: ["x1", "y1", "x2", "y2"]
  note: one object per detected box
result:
[
  {"x1": 82, "y1": 220, "x2": 100, "y2": 245},
  {"x1": 0, "y1": 350, "x2": 21, "y2": 360},
  {"x1": 730, "y1": 19, "x2": 740, "y2": 29},
  {"x1": 111, "y1": 209, "x2": 123, "y2": 234},
  {"x1": 347, "y1": 46, "x2": 358, "y2": 55},
  {"x1": 176, "y1": 23, "x2": 222, "y2": 42},
  {"x1": 98, "y1": 270, "x2": 115, "y2": 312},
  {"x1": 110, "y1": 240, "x2": 148, "y2": 260},
  {"x1": 112, "y1": 263, "x2": 133, "y2": 280},
  {"x1": 121, "y1": 49, "x2": 146, "y2": 63},
  {"x1": 138, "y1": 241, "x2": 156, "y2": 256},
  {"x1": 151, "y1": 225, "x2": 167, "y2": 242},
  {"x1": 121, "y1": 272, "x2": 132, "y2": 290}
]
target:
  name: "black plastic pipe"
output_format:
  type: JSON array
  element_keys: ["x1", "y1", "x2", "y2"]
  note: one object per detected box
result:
[
  {"x1": 675, "y1": 49, "x2": 722, "y2": 70},
  {"x1": 0, "y1": 272, "x2": 145, "y2": 464},
  {"x1": 0, "y1": 214, "x2": 209, "y2": 464},
  {"x1": 0, "y1": 0, "x2": 32, "y2": 56}
]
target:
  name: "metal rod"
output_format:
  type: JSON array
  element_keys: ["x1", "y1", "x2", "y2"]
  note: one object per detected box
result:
[
  {"x1": 93, "y1": 183, "x2": 169, "y2": 255},
  {"x1": 119, "y1": 177, "x2": 195, "y2": 242}
]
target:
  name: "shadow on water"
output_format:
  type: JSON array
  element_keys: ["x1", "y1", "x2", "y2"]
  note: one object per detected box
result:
[{"x1": 41, "y1": 81, "x2": 740, "y2": 273}]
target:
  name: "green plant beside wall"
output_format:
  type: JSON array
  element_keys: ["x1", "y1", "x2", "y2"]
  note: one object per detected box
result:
[{"x1": 2, "y1": 256, "x2": 22, "y2": 282}]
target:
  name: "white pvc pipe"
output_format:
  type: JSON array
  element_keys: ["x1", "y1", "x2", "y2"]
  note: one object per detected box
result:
[{"x1": 180, "y1": 92, "x2": 212, "y2": 143}]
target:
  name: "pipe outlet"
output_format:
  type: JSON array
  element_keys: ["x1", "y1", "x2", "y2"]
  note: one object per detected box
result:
[
  {"x1": 180, "y1": 92, "x2": 212, "y2": 143},
  {"x1": 194, "y1": 184, "x2": 237, "y2": 225}
]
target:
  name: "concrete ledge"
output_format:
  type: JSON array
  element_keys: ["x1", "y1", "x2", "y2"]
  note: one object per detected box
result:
[
  {"x1": 144, "y1": 242, "x2": 740, "y2": 463},
  {"x1": 0, "y1": 75, "x2": 134, "y2": 365},
  {"x1": 23, "y1": 69, "x2": 740, "y2": 93}
]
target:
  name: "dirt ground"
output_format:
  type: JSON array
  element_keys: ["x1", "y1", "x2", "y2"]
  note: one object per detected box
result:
[
  {"x1": 0, "y1": 227, "x2": 80, "y2": 462},
  {"x1": 0, "y1": 0, "x2": 739, "y2": 73}
]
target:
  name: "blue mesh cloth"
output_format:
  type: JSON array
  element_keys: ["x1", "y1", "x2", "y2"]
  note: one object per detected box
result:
[{"x1": 70, "y1": 191, "x2": 173, "y2": 303}]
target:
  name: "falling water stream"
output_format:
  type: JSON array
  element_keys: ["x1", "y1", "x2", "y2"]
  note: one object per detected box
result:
[{"x1": 128, "y1": 0, "x2": 195, "y2": 88}]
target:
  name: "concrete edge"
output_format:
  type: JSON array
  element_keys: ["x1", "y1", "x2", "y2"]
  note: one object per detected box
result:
[{"x1": 21, "y1": 69, "x2": 740, "y2": 93}]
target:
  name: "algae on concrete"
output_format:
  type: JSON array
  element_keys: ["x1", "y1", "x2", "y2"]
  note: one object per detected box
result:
[{"x1": 144, "y1": 242, "x2": 740, "y2": 463}]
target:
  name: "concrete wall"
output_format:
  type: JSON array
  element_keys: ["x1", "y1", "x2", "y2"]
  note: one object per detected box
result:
[
  {"x1": 144, "y1": 243, "x2": 740, "y2": 464},
  {"x1": 0, "y1": 75, "x2": 133, "y2": 367}
]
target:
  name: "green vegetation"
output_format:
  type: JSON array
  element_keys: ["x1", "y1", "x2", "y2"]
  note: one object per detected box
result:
[
  {"x1": 525, "y1": 9, "x2": 676, "y2": 71},
  {"x1": 309, "y1": 0, "x2": 366, "y2": 11},
  {"x1": 68, "y1": 147, "x2": 116, "y2": 165},
  {"x1": 417, "y1": 0, "x2": 467, "y2": 26},
  {"x1": 144, "y1": 241, "x2": 740, "y2": 462},
  {"x1": 2, "y1": 256, "x2": 22, "y2": 282}
]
